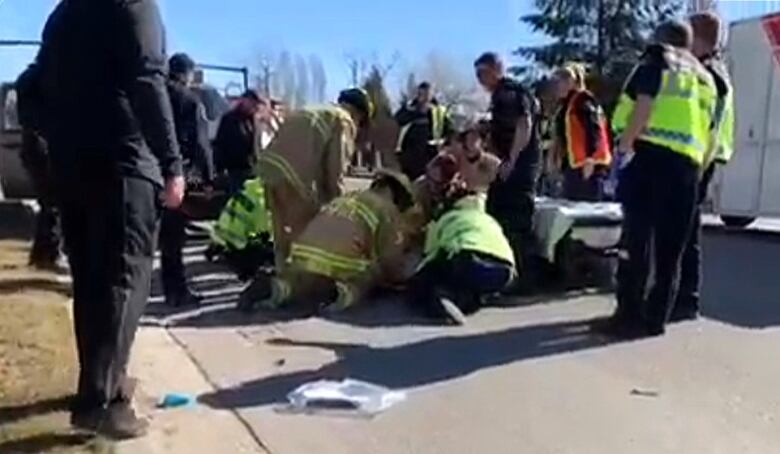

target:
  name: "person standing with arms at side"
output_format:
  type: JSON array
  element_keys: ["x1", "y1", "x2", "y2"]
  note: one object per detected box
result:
[
  {"x1": 597, "y1": 21, "x2": 717, "y2": 339},
  {"x1": 474, "y1": 52, "x2": 542, "y2": 293},
  {"x1": 550, "y1": 63, "x2": 612, "y2": 201},
  {"x1": 214, "y1": 89, "x2": 265, "y2": 196},
  {"x1": 161, "y1": 53, "x2": 215, "y2": 307},
  {"x1": 395, "y1": 82, "x2": 454, "y2": 180},
  {"x1": 35, "y1": 0, "x2": 184, "y2": 438},
  {"x1": 15, "y1": 64, "x2": 66, "y2": 272},
  {"x1": 673, "y1": 12, "x2": 735, "y2": 322},
  {"x1": 256, "y1": 88, "x2": 372, "y2": 270}
]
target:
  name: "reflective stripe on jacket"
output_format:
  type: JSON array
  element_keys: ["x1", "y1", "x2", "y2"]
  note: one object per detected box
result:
[
  {"x1": 612, "y1": 49, "x2": 717, "y2": 166},
  {"x1": 396, "y1": 105, "x2": 449, "y2": 152},
  {"x1": 564, "y1": 90, "x2": 612, "y2": 168},
  {"x1": 256, "y1": 105, "x2": 356, "y2": 205},
  {"x1": 211, "y1": 178, "x2": 272, "y2": 250},
  {"x1": 420, "y1": 195, "x2": 516, "y2": 270},
  {"x1": 289, "y1": 191, "x2": 407, "y2": 283}
]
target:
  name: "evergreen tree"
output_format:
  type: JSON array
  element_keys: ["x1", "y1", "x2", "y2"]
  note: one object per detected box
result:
[{"x1": 516, "y1": 0, "x2": 683, "y2": 80}]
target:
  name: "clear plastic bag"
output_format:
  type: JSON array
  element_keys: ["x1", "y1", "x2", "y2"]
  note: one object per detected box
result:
[{"x1": 285, "y1": 379, "x2": 407, "y2": 416}]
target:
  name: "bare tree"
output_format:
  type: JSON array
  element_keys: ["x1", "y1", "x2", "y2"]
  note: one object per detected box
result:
[
  {"x1": 256, "y1": 57, "x2": 275, "y2": 97},
  {"x1": 413, "y1": 51, "x2": 488, "y2": 117},
  {"x1": 295, "y1": 54, "x2": 310, "y2": 108},
  {"x1": 276, "y1": 51, "x2": 297, "y2": 106},
  {"x1": 344, "y1": 52, "x2": 370, "y2": 86},
  {"x1": 308, "y1": 54, "x2": 327, "y2": 103}
]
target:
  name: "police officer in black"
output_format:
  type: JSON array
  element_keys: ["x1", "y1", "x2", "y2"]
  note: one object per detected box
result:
[
  {"x1": 161, "y1": 53, "x2": 215, "y2": 306},
  {"x1": 15, "y1": 64, "x2": 65, "y2": 271},
  {"x1": 35, "y1": 0, "x2": 184, "y2": 439},
  {"x1": 474, "y1": 52, "x2": 542, "y2": 292}
]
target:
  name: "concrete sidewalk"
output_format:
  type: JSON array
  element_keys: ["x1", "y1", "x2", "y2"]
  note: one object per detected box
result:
[{"x1": 122, "y1": 327, "x2": 268, "y2": 454}]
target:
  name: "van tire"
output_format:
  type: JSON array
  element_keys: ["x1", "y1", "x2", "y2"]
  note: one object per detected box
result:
[{"x1": 721, "y1": 215, "x2": 755, "y2": 228}]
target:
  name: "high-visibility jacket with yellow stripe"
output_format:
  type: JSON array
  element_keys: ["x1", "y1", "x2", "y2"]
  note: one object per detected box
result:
[
  {"x1": 420, "y1": 194, "x2": 515, "y2": 271},
  {"x1": 288, "y1": 190, "x2": 408, "y2": 284},
  {"x1": 256, "y1": 105, "x2": 357, "y2": 206},
  {"x1": 612, "y1": 46, "x2": 718, "y2": 166},
  {"x1": 705, "y1": 58, "x2": 735, "y2": 165},
  {"x1": 211, "y1": 178, "x2": 272, "y2": 250},
  {"x1": 396, "y1": 105, "x2": 450, "y2": 151}
]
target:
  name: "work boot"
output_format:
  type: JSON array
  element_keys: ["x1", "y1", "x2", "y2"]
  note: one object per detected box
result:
[
  {"x1": 29, "y1": 252, "x2": 69, "y2": 274},
  {"x1": 669, "y1": 308, "x2": 700, "y2": 323},
  {"x1": 437, "y1": 297, "x2": 467, "y2": 326},
  {"x1": 590, "y1": 314, "x2": 650, "y2": 340},
  {"x1": 71, "y1": 402, "x2": 148, "y2": 440},
  {"x1": 238, "y1": 274, "x2": 274, "y2": 313},
  {"x1": 165, "y1": 290, "x2": 202, "y2": 307}
]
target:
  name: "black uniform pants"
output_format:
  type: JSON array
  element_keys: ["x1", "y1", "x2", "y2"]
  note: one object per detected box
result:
[
  {"x1": 675, "y1": 164, "x2": 716, "y2": 316},
  {"x1": 487, "y1": 171, "x2": 536, "y2": 279},
  {"x1": 409, "y1": 251, "x2": 514, "y2": 316},
  {"x1": 58, "y1": 173, "x2": 159, "y2": 411},
  {"x1": 160, "y1": 207, "x2": 189, "y2": 299},
  {"x1": 615, "y1": 147, "x2": 699, "y2": 330}
]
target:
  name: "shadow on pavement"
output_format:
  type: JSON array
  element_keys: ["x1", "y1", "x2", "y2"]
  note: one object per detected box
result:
[
  {"x1": 701, "y1": 232, "x2": 780, "y2": 329},
  {"x1": 0, "y1": 396, "x2": 72, "y2": 426},
  {"x1": 0, "y1": 433, "x2": 96, "y2": 454},
  {"x1": 199, "y1": 319, "x2": 609, "y2": 410}
]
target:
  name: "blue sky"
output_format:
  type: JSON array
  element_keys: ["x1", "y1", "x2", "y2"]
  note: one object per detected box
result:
[{"x1": 1, "y1": 0, "x2": 779, "y2": 96}]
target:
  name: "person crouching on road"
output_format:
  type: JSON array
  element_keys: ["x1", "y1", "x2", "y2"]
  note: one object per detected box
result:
[
  {"x1": 207, "y1": 177, "x2": 274, "y2": 281},
  {"x1": 238, "y1": 170, "x2": 415, "y2": 313},
  {"x1": 408, "y1": 187, "x2": 516, "y2": 325},
  {"x1": 256, "y1": 88, "x2": 373, "y2": 270},
  {"x1": 550, "y1": 63, "x2": 612, "y2": 202}
]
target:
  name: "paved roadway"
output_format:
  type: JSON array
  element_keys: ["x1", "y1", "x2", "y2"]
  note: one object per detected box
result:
[{"x1": 141, "y1": 217, "x2": 780, "y2": 453}]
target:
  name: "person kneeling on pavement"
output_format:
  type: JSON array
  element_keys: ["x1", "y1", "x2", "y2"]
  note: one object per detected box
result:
[
  {"x1": 207, "y1": 177, "x2": 275, "y2": 281},
  {"x1": 238, "y1": 170, "x2": 415, "y2": 313},
  {"x1": 408, "y1": 187, "x2": 516, "y2": 324}
]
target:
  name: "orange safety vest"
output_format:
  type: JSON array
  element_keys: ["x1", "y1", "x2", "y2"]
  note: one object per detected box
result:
[{"x1": 564, "y1": 91, "x2": 612, "y2": 169}]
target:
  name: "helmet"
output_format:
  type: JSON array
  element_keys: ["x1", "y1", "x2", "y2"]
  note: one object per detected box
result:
[
  {"x1": 373, "y1": 169, "x2": 415, "y2": 212},
  {"x1": 169, "y1": 53, "x2": 196, "y2": 78},
  {"x1": 338, "y1": 88, "x2": 375, "y2": 121}
]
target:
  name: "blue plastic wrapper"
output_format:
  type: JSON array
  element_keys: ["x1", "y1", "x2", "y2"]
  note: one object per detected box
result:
[{"x1": 158, "y1": 393, "x2": 195, "y2": 409}]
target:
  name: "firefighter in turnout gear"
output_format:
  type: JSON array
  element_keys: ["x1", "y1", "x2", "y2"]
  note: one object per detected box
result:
[
  {"x1": 207, "y1": 177, "x2": 274, "y2": 281},
  {"x1": 551, "y1": 63, "x2": 612, "y2": 201},
  {"x1": 238, "y1": 170, "x2": 415, "y2": 313},
  {"x1": 597, "y1": 21, "x2": 718, "y2": 339},
  {"x1": 674, "y1": 12, "x2": 736, "y2": 322},
  {"x1": 257, "y1": 88, "x2": 374, "y2": 269},
  {"x1": 395, "y1": 82, "x2": 454, "y2": 180}
]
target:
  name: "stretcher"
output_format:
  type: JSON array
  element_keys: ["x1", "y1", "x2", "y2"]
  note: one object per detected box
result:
[{"x1": 533, "y1": 198, "x2": 623, "y2": 289}]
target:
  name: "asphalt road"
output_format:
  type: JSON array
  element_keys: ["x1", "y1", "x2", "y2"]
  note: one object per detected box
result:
[{"x1": 142, "y1": 226, "x2": 780, "y2": 454}]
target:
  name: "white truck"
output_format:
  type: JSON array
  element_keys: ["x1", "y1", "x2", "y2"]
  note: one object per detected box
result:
[{"x1": 713, "y1": 12, "x2": 780, "y2": 227}]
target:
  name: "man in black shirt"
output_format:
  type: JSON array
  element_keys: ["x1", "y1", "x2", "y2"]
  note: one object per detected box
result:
[
  {"x1": 36, "y1": 0, "x2": 184, "y2": 438},
  {"x1": 162, "y1": 53, "x2": 215, "y2": 306},
  {"x1": 394, "y1": 82, "x2": 454, "y2": 180},
  {"x1": 474, "y1": 52, "x2": 541, "y2": 291}
]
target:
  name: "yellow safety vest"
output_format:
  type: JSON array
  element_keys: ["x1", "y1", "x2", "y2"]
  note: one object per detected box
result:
[
  {"x1": 713, "y1": 79, "x2": 735, "y2": 164},
  {"x1": 396, "y1": 105, "x2": 448, "y2": 152},
  {"x1": 612, "y1": 51, "x2": 717, "y2": 166},
  {"x1": 211, "y1": 178, "x2": 272, "y2": 250}
]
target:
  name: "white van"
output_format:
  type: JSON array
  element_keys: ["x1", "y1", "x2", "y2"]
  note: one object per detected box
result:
[{"x1": 713, "y1": 13, "x2": 780, "y2": 227}]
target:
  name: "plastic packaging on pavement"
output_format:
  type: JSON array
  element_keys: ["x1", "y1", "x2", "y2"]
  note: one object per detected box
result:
[{"x1": 286, "y1": 379, "x2": 407, "y2": 416}]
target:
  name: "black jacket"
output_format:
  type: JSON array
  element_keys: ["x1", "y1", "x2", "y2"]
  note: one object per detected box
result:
[
  {"x1": 214, "y1": 108, "x2": 257, "y2": 173},
  {"x1": 35, "y1": 0, "x2": 182, "y2": 186},
  {"x1": 167, "y1": 80, "x2": 215, "y2": 184}
]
